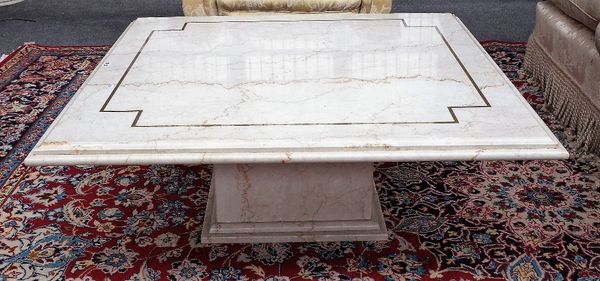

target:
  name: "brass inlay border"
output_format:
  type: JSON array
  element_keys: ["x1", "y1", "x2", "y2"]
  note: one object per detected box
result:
[{"x1": 100, "y1": 18, "x2": 491, "y2": 127}]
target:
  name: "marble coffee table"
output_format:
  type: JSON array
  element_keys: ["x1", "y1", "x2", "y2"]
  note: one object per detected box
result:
[{"x1": 25, "y1": 13, "x2": 568, "y2": 243}]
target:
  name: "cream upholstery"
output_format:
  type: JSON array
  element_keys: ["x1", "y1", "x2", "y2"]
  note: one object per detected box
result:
[
  {"x1": 182, "y1": 0, "x2": 392, "y2": 16},
  {"x1": 549, "y1": 0, "x2": 600, "y2": 29},
  {"x1": 596, "y1": 23, "x2": 600, "y2": 50},
  {"x1": 524, "y1": 0, "x2": 600, "y2": 154},
  {"x1": 533, "y1": 1, "x2": 600, "y2": 101},
  {"x1": 183, "y1": 0, "x2": 218, "y2": 16},
  {"x1": 218, "y1": 0, "x2": 361, "y2": 14}
]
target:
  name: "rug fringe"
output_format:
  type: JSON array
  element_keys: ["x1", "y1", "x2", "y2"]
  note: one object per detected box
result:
[{"x1": 524, "y1": 37, "x2": 600, "y2": 155}]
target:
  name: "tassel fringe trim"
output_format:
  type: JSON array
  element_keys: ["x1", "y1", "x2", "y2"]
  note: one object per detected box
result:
[{"x1": 524, "y1": 37, "x2": 600, "y2": 155}]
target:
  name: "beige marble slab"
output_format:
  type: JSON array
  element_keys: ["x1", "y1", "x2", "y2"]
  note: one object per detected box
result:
[{"x1": 24, "y1": 13, "x2": 568, "y2": 166}]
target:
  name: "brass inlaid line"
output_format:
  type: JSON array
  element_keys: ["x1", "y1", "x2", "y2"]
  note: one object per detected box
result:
[
  {"x1": 132, "y1": 120, "x2": 457, "y2": 128},
  {"x1": 99, "y1": 18, "x2": 491, "y2": 128}
]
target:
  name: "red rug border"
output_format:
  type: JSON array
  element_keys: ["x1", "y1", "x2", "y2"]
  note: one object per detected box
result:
[
  {"x1": 0, "y1": 43, "x2": 112, "y2": 69},
  {"x1": 479, "y1": 40, "x2": 526, "y2": 45}
]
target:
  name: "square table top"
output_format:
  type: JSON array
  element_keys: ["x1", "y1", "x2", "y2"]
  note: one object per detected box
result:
[{"x1": 25, "y1": 13, "x2": 568, "y2": 165}]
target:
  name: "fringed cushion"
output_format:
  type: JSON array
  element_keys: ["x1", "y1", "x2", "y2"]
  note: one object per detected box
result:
[
  {"x1": 525, "y1": 38, "x2": 600, "y2": 154},
  {"x1": 525, "y1": 1, "x2": 600, "y2": 154}
]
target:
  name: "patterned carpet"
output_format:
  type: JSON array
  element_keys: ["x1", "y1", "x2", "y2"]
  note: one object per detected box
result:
[{"x1": 0, "y1": 42, "x2": 599, "y2": 281}]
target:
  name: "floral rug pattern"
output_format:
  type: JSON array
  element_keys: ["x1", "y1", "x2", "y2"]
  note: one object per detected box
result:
[{"x1": 0, "y1": 43, "x2": 599, "y2": 281}]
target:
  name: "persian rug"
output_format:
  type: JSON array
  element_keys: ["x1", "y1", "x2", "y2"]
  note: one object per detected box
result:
[{"x1": 0, "y1": 42, "x2": 599, "y2": 281}]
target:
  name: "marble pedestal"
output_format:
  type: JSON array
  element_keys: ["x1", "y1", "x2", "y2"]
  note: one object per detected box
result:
[{"x1": 201, "y1": 163, "x2": 387, "y2": 243}]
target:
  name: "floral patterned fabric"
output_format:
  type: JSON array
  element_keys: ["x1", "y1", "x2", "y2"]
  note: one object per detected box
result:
[
  {"x1": 0, "y1": 45, "x2": 108, "y2": 187},
  {"x1": 0, "y1": 42, "x2": 599, "y2": 281}
]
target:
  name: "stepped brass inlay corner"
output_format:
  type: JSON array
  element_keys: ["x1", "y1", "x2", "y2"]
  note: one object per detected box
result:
[{"x1": 100, "y1": 18, "x2": 491, "y2": 128}]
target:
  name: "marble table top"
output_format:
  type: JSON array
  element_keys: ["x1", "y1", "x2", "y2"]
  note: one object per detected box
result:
[{"x1": 25, "y1": 13, "x2": 568, "y2": 165}]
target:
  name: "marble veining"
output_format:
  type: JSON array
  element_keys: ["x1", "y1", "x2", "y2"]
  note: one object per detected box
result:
[
  {"x1": 202, "y1": 163, "x2": 388, "y2": 243},
  {"x1": 24, "y1": 13, "x2": 568, "y2": 165},
  {"x1": 104, "y1": 20, "x2": 485, "y2": 127}
]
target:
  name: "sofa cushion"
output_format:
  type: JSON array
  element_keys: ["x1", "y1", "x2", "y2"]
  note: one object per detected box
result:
[
  {"x1": 549, "y1": 0, "x2": 600, "y2": 30},
  {"x1": 216, "y1": 0, "x2": 362, "y2": 15},
  {"x1": 533, "y1": 1, "x2": 600, "y2": 110},
  {"x1": 183, "y1": 0, "x2": 219, "y2": 16}
]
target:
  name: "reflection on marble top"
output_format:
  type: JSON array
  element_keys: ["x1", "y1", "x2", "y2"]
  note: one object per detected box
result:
[
  {"x1": 25, "y1": 13, "x2": 568, "y2": 165},
  {"x1": 107, "y1": 19, "x2": 484, "y2": 126}
]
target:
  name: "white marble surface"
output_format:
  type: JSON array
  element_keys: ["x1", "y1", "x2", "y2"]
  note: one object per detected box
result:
[
  {"x1": 0, "y1": 0, "x2": 24, "y2": 6},
  {"x1": 25, "y1": 13, "x2": 568, "y2": 165},
  {"x1": 214, "y1": 164, "x2": 374, "y2": 222},
  {"x1": 202, "y1": 163, "x2": 387, "y2": 243}
]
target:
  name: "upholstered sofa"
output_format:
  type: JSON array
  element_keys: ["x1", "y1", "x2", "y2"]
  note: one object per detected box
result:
[
  {"x1": 182, "y1": 0, "x2": 392, "y2": 16},
  {"x1": 524, "y1": 0, "x2": 600, "y2": 154}
]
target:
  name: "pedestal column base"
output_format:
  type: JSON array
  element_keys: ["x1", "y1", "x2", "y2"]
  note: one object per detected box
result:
[{"x1": 201, "y1": 163, "x2": 388, "y2": 243}]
